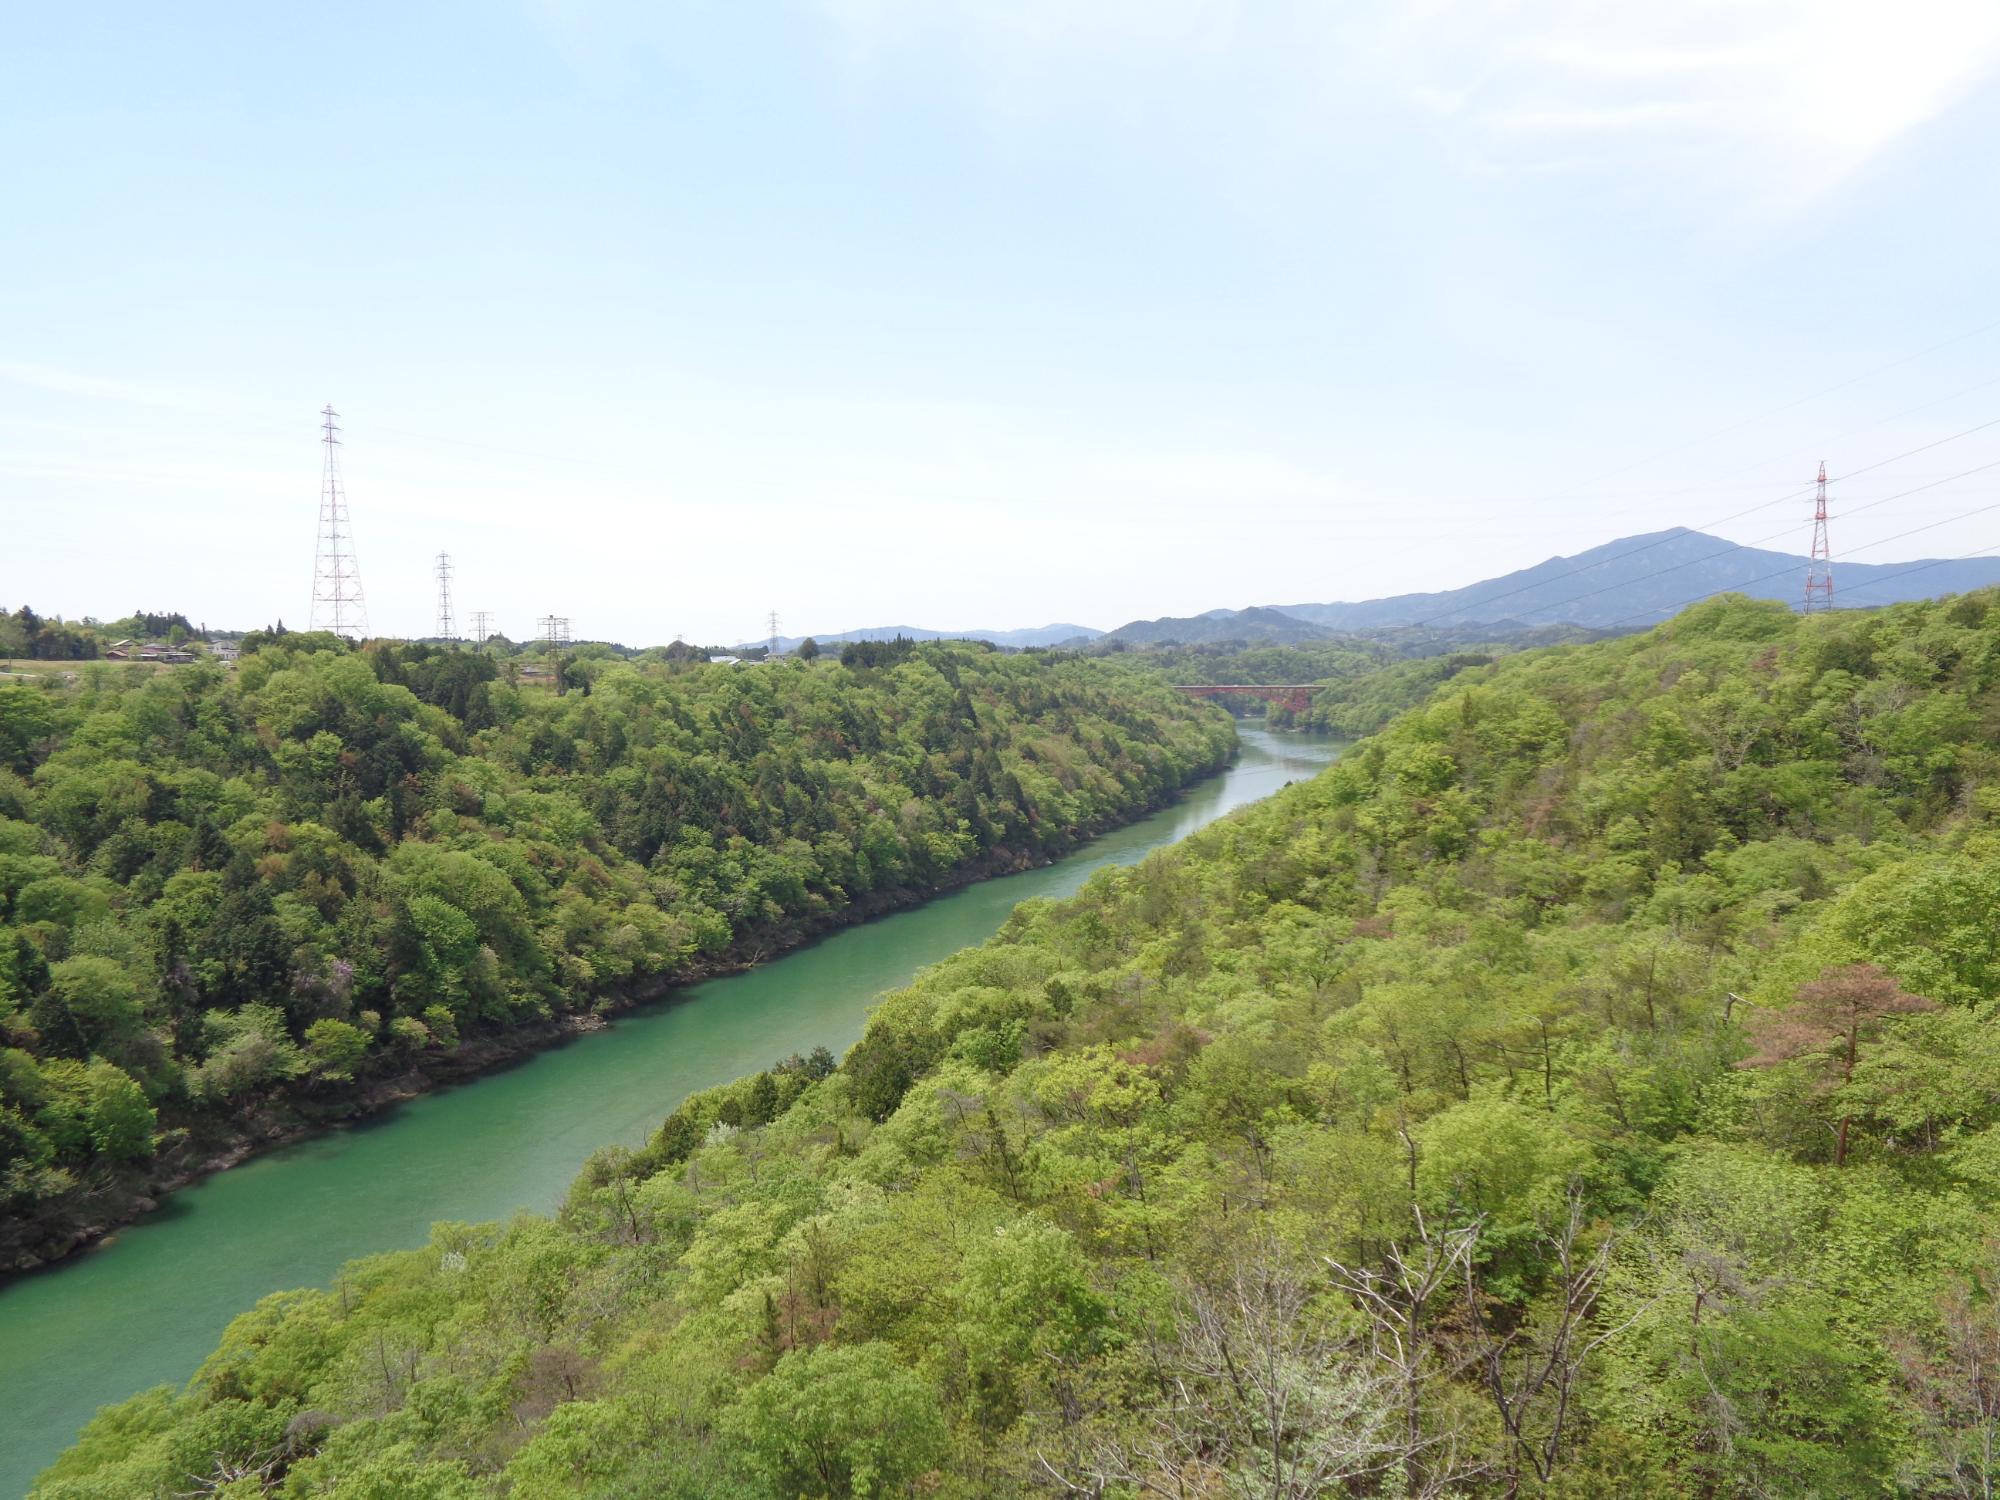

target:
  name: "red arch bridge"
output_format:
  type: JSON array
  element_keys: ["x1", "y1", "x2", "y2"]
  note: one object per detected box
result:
[{"x1": 1171, "y1": 683, "x2": 1323, "y2": 715}]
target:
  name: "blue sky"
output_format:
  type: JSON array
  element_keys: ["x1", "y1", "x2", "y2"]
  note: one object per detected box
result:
[{"x1": 5, "y1": 1, "x2": 2000, "y2": 644}]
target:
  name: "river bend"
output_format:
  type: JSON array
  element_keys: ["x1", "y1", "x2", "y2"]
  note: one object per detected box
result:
[{"x1": 0, "y1": 727, "x2": 1343, "y2": 1494}]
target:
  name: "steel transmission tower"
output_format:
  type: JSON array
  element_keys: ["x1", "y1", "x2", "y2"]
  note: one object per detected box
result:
[
  {"x1": 309, "y1": 405, "x2": 368, "y2": 636},
  {"x1": 470, "y1": 610, "x2": 493, "y2": 644},
  {"x1": 538, "y1": 614, "x2": 572, "y2": 694},
  {"x1": 767, "y1": 609, "x2": 780, "y2": 658},
  {"x1": 434, "y1": 552, "x2": 456, "y2": 640},
  {"x1": 1804, "y1": 460, "x2": 1834, "y2": 612}
]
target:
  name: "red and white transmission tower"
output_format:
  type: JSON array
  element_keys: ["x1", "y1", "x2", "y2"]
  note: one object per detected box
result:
[
  {"x1": 1803, "y1": 459, "x2": 1833, "y2": 613},
  {"x1": 309, "y1": 405, "x2": 369, "y2": 637}
]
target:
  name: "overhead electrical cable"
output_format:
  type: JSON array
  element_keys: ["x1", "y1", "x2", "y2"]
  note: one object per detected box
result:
[
  {"x1": 1434, "y1": 457, "x2": 2000, "y2": 631},
  {"x1": 1413, "y1": 418, "x2": 2000, "y2": 628},
  {"x1": 1601, "y1": 491, "x2": 2000, "y2": 629},
  {"x1": 1824, "y1": 544, "x2": 2000, "y2": 607},
  {"x1": 1518, "y1": 313, "x2": 2000, "y2": 505},
  {"x1": 1519, "y1": 370, "x2": 2000, "y2": 522}
]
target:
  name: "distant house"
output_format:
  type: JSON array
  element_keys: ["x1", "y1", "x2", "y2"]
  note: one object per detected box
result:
[
  {"x1": 130, "y1": 642, "x2": 194, "y2": 664},
  {"x1": 208, "y1": 641, "x2": 240, "y2": 663},
  {"x1": 707, "y1": 654, "x2": 741, "y2": 666},
  {"x1": 104, "y1": 639, "x2": 134, "y2": 659}
]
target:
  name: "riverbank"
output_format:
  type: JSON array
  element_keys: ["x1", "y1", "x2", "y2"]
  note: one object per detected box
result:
[
  {"x1": 1, "y1": 740, "x2": 1236, "y2": 1277},
  {"x1": 1, "y1": 729, "x2": 1342, "y2": 1500}
]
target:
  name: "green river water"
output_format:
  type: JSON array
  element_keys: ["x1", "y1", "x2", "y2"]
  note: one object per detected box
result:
[{"x1": 0, "y1": 727, "x2": 1344, "y2": 1495}]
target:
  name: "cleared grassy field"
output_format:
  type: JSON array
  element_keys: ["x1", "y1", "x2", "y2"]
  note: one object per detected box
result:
[{"x1": 0, "y1": 658, "x2": 182, "y2": 678}]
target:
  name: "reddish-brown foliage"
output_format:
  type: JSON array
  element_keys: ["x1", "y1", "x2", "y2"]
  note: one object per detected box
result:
[{"x1": 1739, "y1": 962, "x2": 1936, "y2": 1166}]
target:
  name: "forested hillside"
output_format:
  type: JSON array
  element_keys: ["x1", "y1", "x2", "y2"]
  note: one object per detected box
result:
[
  {"x1": 0, "y1": 640, "x2": 1232, "y2": 1271},
  {"x1": 1297, "y1": 651, "x2": 1499, "y2": 736},
  {"x1": 38, "y1": 590, "x2": 2000, "y2": 1498},
  {"x1": 1101, "y1": 640, "x2": 1391, "y2": 689},
  {"x1": 1102, "y1": 636, "x2": 1601, "y2": 733}
]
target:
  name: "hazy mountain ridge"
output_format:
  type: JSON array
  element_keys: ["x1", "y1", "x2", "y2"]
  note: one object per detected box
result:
[
  {"x1": 1099, "y1": 605, "x2": 1335, "y2": 647},
  {"x1": 1097, "y1": 529, "x2": 2000, "y2": 645},
  {"x1": 1267, "y1": 527, "x2": 2000, "y2": 630},
  {"x1": 737, "y1": 623, "x2": 1103, "y2": 653},
  {"x1": 751, "y1": 530, "x2": 2000, "y2": 656}
]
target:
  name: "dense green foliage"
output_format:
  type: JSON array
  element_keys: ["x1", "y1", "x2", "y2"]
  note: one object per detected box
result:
[
  {"x1": 1106, "y1": 640, "x2": 1390, "y2": 688},
  {"x1": 0, "y1": 640, "x2": 1231, "y2": 1266},
  {"x1": 1298, "y1": 652, "x2": 1498, "y2": 736},
  {"x1": 1101, "y1": 637, "x2": 1586, "y2": 734},
  {"x1": 1103, "y1": 642, "x2": 1482, "y2": 733},
  {"x1": 41, "y1": 590, "x2": 2000, "y2": 1498}
]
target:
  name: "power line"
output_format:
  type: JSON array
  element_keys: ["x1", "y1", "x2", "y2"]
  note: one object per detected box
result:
[
  {"x1": 1827, "y1": 543, "x2": 2000, "y2": 606},
  {"x1": 1521, "y1": 313, "x2": 2000, "y2": 506},
  {"x1": 1443, "y1": 456, "x2": 2000, "y2": 631},
  {"x1": 1604, "y1": 491, "x2": 2000, "y2": 629},
  {"x1": 368, "y1": 424, "x2": 640, "y2": 477},
  {"x1": 1534, "y1": 371, "x2": 2000, "y2": 517},
  {"x1": 1415, "y1": 417, "x2": 2000, "y2": 628}
]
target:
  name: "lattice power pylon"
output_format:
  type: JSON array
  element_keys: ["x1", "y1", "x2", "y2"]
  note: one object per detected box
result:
[
  {"x1": 434, "y1": 552, "x2": 456, "y2": 640},
  {"x1": 1804, "y1": 460, "x2": 1834, "y2": 612},
  {"x1": 538, "y1": 614, "x2": 572, "y2": 694},
  {"x1": 309, "y1": 405, "x2": 369, "y2": 636},
  {"x1": 470, "y1": 610, "x2": 493, "y2": 644}
]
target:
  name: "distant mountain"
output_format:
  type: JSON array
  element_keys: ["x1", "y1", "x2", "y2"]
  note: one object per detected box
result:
[
  {"x1": 740, "y1": 529, "x2": 2000, "y2": 660},
  {"x1": 949, "y1": 623, "x2": 1102, "y2": 648},
  {"x1": 1100, "y1": 605, "x2": 1337, "y2": 647},
  {"x1": 738, "y1": 623, "x2": 1102, "y2": 653},
  {"x1": 1266, "y1": 528, "x2": 2000, "y2": 632}
]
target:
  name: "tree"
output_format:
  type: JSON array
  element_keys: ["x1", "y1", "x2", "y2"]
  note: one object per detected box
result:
[
  {"x1": 724, "y1": 1341, "x2": 947, "y2": 1497},
  {"x1": 1739, "y1": 963, "x2": 1936, "y2": 1166},
  {"x1": 954, "y1": 1216, "x2": 1109, "y2": 1431},
  {"x1": 34, "y1": 955, "x2": 145, "y2": 1057},
  {"x1": 744, "y1": 1070, "x2": 779, "y2": 1125},
  {"x1": 189, "y1": 1005, "x2": 306, "y2": 1102},
  {"x1": 797, "y1": 637, "x2": 821, "y2": 661},
  {"x1": 83, "y1": 1060, "x2": 155, "y2": 1160},
  {"x1": 303, "y1": 1018, "x2": 371, "y2": 1082},
  {"x1": 0, "y1": 684, "x2": 57, "y2": 771},
  {"x1": 1890, "y1": 1255, "x2": 2000, "y2": 1498},
  {"x1": 1325, "y1": 1208, "x2": 1485, "y2": 1498},
  {"x1": 1091, "y1": 1244, "x2": 1410, "y2": 1499},
  {"x1": 1459, "y1": 1189, "x2": 1650, "y2": 1494}
]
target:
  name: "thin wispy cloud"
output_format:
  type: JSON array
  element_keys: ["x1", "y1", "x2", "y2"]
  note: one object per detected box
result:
[
  {"x1": 6, "y1": 4, "x2": 1997, "y2": 639},
  {"x1": 0, "y1": 361, "x2": 282, "y2": 421},
  {"x1": 815, "y1": 0, "x2": 2000, "y2": 209},
  {"x1": 1381, "y1": 0, "x2": 2000, "y2": 201}
]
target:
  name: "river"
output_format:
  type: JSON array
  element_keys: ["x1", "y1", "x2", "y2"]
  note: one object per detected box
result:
[{"x1": 0, "y1": 727, "x2": 1344, "y2": 1494}]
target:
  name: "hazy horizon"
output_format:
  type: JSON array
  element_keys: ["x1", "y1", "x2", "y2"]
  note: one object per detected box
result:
[{"x1": 7, "y1": 3, "x2": 2000, "y2": 643}]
